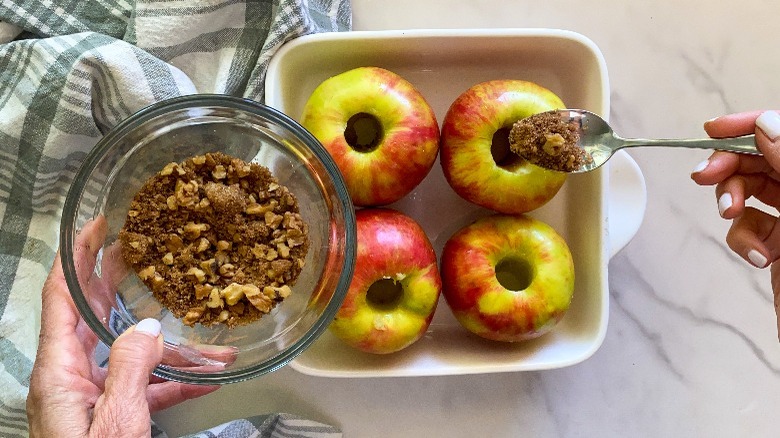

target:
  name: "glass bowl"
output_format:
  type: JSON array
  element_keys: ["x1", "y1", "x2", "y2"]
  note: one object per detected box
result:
[{"x1": 60, "y1": 94, "x2": 356, "y2": 384}]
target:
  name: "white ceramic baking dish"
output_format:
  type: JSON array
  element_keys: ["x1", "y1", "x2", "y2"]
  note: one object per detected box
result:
[{"x1": 265, "y1": 28, "x2": 645, "y2": 377}]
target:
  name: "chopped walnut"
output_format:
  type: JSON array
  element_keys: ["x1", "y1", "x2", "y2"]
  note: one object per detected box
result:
[
  {"x1": 175, "y1": 179, "x2": 199, "y2": 208},
  {"x1": 236, "y1": 164, "x2": 252, "y2": 178},
  {"x1": 220, "y1": 283, "x2": 245, "y2": 306},
  {"x1": 183, "y1": 311, "x2": 200, "y2": 326},
  {"x1": 195, "y1": 237, "x2": 210, "y2": 253},
  {"x1": 187, "y1": 267, "x2": 206, "y2": 283},
  {"x1": 199, "y1": 258, "x2": 216, "y2": 277},
  {"x1": 278, "y1": 243, "x2": 291, "y2": 259},
  {"x1": 159, "y1": 162, "x2": 179, "y2": 176},
  {"x1": 182, "y1": 222, "x2": 209, "y2": 240},
  {"x1": 183, "y1": 305, "x2": 206, "y2": 326},
  {"x1": 219, "y1": 263, "x2": 235, "y2": 278},
  {"x1": 166, "y1": 195, "x2": 178, "y2": 211},
  {"x1": 207, "y1": 287, "x2": 224, "y2": 308},
  {"x1": 194, "y1": 284, "x2": 213, "y2": 300},
  {"x1": 138, "y1": 265, "x2": 156, "y2": 280},
  {"x1": 212, "y1": 165, "x2": 227, "y2": 179},
  {"x1": 265, "y1": 211, "x2": 283, "y2": 228},
  {"x1": 216, "y1": 240, "x2": 232, "y2": 252},
  {"x1": 150, "y1": 274, "x2": 165, "y2": 290},
  {"x1": 165, "y1": 235, "x2": 184, "y2": 252}
]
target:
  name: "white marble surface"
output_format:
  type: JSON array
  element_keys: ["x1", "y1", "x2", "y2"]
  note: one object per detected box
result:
[{"x1": 154, "y1": 1, "x2": 780, "y2": 436}]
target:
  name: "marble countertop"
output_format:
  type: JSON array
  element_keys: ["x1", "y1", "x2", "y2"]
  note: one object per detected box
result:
[{"x1": 154, "y1": 1, "x2": 780, "y2": 436}]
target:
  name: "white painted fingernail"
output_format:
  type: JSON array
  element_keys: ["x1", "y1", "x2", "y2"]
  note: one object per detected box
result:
[
  {"x1": 717, "y1": 192, "x2": 732, "y2": 217},
  {"x1": 748, "y1": 249, "x2": 768, "y2": 268},
  {"x1": 691, "y1": 159, "x2": 709, "y2": 174},
  {"x1": 135, "y1": 318, "x2": 162, "y2": 337},
  {"x1": 756, "y1": 111, "x2": 780, "y2": 141}
]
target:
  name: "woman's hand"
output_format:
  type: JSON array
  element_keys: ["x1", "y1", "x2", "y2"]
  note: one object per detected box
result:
[
  {"x1": 26, "y1": 217, "x2": 219, "y2": 437},
  {"x1": 691, "y1": 110, "x2": 780, "y2": 267},
  {"x1": 691, "y1": 110, "x2": 780, "y2": 338}
]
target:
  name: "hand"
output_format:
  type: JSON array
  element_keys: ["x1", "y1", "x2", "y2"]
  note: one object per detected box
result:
[
  {"x1": 26, "y1": 217, "x2": 220, "y2": 437},
  {"x1": 691, "y1": 110, "x2": 780, "y2": 337}
]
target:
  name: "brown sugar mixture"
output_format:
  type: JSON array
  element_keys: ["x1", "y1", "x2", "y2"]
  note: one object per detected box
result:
[
  {"x1": 118, "y1": 152, "x2": 310, "y2": 328},
  {"x1": 508, "y1": 110, "x2": 591, "y2": 172}
]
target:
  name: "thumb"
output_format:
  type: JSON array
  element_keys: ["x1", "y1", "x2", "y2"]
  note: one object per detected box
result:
[{"x1": 92, "y1": 319, "x2": 163, "y2": 434}]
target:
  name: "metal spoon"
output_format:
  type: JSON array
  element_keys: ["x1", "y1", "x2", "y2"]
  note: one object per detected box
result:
[{"x1": 515, "y1": 109, "x2": 759, "y2": 173}]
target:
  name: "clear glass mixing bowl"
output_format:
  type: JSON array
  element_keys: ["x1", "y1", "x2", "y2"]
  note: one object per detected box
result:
[{"x1": 60, "y1": 94, "x2": 355, "y2": 384}]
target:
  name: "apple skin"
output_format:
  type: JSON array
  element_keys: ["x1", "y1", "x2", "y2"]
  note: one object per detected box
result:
[
  {"x1": 301, "y1": 67, "x2": 440, "y2": 206},
  {"x1": 441, "y1": 214, "x2": 574, "y2": 342},
  {"x1": 440, "y1": 80, "x2": 568, "y2": 214},
  {"x1": 330, "y1": 208, "x2": 442, "y2": 354}
]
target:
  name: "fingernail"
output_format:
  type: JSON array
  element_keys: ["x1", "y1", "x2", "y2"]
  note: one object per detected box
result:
[
  {"x1": 691, "y1": 159, "x2": 709, "y2": 174},
  {"x1": 756, "y1": 111, "x2": 780, "y2": 141},
  {"x1": 717, "y1": 192, "x2": 732, "y2": 217},
  {"x1": 748, "y1": 249, "x2": 768, "y2": 268},
  {"x1": 704, "y1": 116, "x2": 720, "y2": 125},
  {"x1": 135, "y1": 318, "x2": 162, "y2": 338}
]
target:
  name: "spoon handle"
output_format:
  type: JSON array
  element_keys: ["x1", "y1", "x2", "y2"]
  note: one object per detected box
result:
[{"x1": 619, "y1": 135, "x2": 759, "y2": 154}]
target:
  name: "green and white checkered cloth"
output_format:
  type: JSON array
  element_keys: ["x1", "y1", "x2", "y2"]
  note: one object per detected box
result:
[{"x1": 0, "y1": 1, "x2": 350, "y2": 436}]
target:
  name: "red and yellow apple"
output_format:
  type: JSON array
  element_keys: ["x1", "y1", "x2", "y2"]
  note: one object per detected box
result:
[
  {"x1": 440, "y1": 80, "x2": 568, "y2": 214},
  {"x1": 330, "y1": 208, "x2": 442, "y2": 354},
  {"x1": 301, "y1": 67, "x2": 440, "y2": 206},
  {"x1": 441, "y1": 214, "x2": 574, "y2": 342}
]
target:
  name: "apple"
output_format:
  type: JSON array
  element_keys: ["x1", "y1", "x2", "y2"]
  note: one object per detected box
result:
[
  {"x1": 330, "y1": 208, "x2": 442, "y2": 354},
  {"x1": 440, "y1": 80, "x2": 568, "y2": 214},
  {"x1": 301, "y1": 67, "x2": 440, "y2": 206},
  {"x1": 441, "y1": 214, "x2": 574, "y2": 342}
]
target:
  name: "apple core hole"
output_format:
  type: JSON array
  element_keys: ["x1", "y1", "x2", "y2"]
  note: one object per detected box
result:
[
  {"x1": 345, "y1": 112, "x2": 383, "y2": 153},
  {"x1": 366, "y1": 278, "x2": 404, "y2": 311},
  {"x1": 491, "y1": 127, "x2": 524, "y2": 169},
  {"x1": 495, "y1": 257, "x2": 534, "y2": 291}
]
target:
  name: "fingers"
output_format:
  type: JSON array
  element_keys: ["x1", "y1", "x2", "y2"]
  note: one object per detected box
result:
[
  {"x1": 162, "y1": 344, "x2": 239, "y2": 368},
  {"x1": 693, "y1": 110, "x2": 780, "y2": 186},
  {"x1": 701, "y1": 111, "x2": 780, "y2": 340},
  {"x1": 692, "y1": 111, "x2": 780, "y2": 219},
  {"x1": 41, "y1": 216, "x2": 108, "y2": 346},
  {"x1": 713, "y1": 174, "x2": 780, "y2": 219},
  {"x1": 714, "y1": 176, "x2": 743, "y2": 219},
  {"x1": 40, "y1": 254, "x2": 81, "y2": 339},
  {"x1": 691, "y1": 151, "x2": 774, "y2": 184},
  {"x1": 146, "y1": 381, "x2": 220, "y2": 413},
  {"x1": 703, "y1": 110, "x2": 765, "y2": 138},
  {"x1": 725, "y1": 207, "x2": 780, "y2": 268},
  {"x1": 91, "y1": 319, "x2": 163, "y2": 434}
]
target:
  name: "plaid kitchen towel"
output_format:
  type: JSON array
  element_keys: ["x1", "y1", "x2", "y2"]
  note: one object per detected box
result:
[
  {"x1": 0, "y1": 1, "x2": 350, "y2": 437},
  {"x1": 176, "y1": 413, "x2": 342, "y2": 438}
]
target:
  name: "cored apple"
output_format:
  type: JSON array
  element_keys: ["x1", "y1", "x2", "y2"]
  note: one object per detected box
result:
[
  {"x1": 440, "y1": 80, "x2": 568, "y2": 214},
  {"x1": 441, "y1": 214, "x2": 574, "y2": 342},
  {"x1": 330, "y1": 208, "x2": 441, "y2": 354},
  {"x1": 301, "y1": 67, "x2": 440, "y2": 206}
]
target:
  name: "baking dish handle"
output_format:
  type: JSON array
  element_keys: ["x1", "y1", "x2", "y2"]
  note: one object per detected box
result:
[{"x1": 607, "y1": 150, "x2": 646, "y2": 258}]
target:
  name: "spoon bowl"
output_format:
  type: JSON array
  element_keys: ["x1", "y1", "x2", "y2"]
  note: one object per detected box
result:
[{"x1": 516, "y1": 109, "x2": 760, "y2": 173}]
